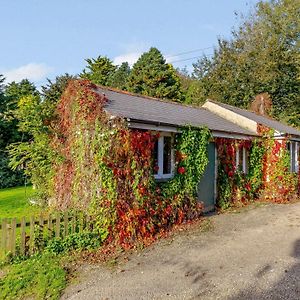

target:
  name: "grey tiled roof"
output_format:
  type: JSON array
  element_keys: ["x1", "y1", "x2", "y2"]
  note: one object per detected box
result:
[
  {"x1": 96, "y1": 87, "x2": 256, "y2": 136},
  {"x1": 212, "y1": 101, "x2": 300, "y2": 137}
]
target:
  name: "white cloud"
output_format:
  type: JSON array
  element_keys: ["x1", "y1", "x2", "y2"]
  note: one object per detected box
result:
[
  {"x1": 113, "y1": 41, "x2": 150, "y2": 67},
  {"x1": 113, "y1": 42, "x2": 182, "y2": 67},
  {"x1": 165, "y1": 55, "x2": 180, "y2": 64},
  {"x1": 113, "y1": 52, "x2": 142, "y2": 67},
  {"x1": 114, "y1": 52, "x2": 180, "y2": 67},
  {"x1": 2, "y1": 63, "x2": 53, "y2": 83}
]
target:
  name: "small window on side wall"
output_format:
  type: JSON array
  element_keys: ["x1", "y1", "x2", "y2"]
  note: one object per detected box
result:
[
  {"x1": 236, "y1": 146, "x2": 249, "y2": 174},
  {"x1": 153, "y1": 133, "x2": 174, "y2": 180},
  {"x1": 297, "y1": 143, "x2": 300, "y2": 173},
  {"x1": 289, "y1": 141, "x2": 299, "y2": 173}
]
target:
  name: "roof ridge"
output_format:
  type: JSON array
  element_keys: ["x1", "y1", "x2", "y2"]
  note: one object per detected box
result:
[
  {"x1": 206, "y1": 99, "x2": 300, "y2": 133},
  {"x1": 207, "y1": 99, "x2": 279, "y2": 121},
  {"x1": 207, "y1": 98, "x2": 254, "y2": 113},
  {"x1": 96, "y1": 84, "x2": 206, "y2": 110}
]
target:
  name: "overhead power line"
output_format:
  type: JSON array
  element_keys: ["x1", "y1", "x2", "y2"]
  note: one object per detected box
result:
[
  {"x1": 171, "y1": 53, "x2": 214, "y2": 64},
  {"x1": 165, "y1": 46, "x2": 214, "y2": 59}
]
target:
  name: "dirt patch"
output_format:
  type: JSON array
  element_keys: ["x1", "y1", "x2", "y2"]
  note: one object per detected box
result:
[{"x1": 62, "y1": 201, "x2": 300, "y2": 300}]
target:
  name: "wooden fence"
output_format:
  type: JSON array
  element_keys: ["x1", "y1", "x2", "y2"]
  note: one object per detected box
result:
[{"x1": 0, "y1": 211, "x2": 93, "y2": 257}]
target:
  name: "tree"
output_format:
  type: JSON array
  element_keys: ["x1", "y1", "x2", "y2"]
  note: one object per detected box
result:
[
  {"x1": 80, "y1": 56, "x2": 116, "y2": 86},
  {"x1": 0, "y1": 78, "x2": 38, "y2": 188},
  {"x1": 7, "y1": 74, "x2": 76, "y2": 196},
  {"x1": 41, "y1": 73, "x2": 77, "y2": 124},
  {"x1": 0, "y1": 75, "x2": 7, "y2": 146},
  {"x1": 177, "y1": 68, "x2": 205, "y2": 105},
  {"x1": 5, "y1": 80, "x2": 38, "y2": 104},
  {"x1": 0, "y1": 75, "x2": 17, "y2": 188},
  {"x1": 41, "y1": 73, "x2": 76, "y2": 104},
  {"x1": 192, "y1": 0, "x2": 300, "y2": 126},
  {"x1": 107, "y1": 62, "x2": 131, "y2": 90},
  {"x1": 3, "y1": 79, "x2": 39, "y2": 143},
  {"x1": 8, "y1": 94, "x2": 56, "y2": 202},
  {"x1": 127, "y1": 47, "x2": 183, "y2": 100}
]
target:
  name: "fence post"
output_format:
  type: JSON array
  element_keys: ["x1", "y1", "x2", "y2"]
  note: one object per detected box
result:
[
  {"x1": 1, "y1": 219, "x2": 7, "y2": 252},
  {"x1": 10, "y1": 218, "x2": 16, "y2": 255},
  {"x1": 30, "y1": 216, "x2": 35, "y2": 255},
  {"x1": 20, "y1": 217, "x2": 26, "y2": 255}
]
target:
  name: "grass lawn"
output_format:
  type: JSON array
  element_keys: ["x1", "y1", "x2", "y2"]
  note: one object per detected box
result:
[
  {"x1": 0, "y1": 188, "x2": 66, "y2": 300},
  {"x1": 0, "y1": 253, "x2": 67, "y2": 300},
  {"x1": 0, "y1": 186, "x2": 42, "y2": 220}
]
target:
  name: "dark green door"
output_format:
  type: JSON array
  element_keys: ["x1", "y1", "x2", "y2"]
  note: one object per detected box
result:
[{"x1": 198, "y1": 142, "x2": 216, "y2": 212}]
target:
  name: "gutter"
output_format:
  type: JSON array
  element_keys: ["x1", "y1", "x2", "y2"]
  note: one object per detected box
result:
[{"x1": 127, "y1": 118, "x2": 258, "y2": 139}]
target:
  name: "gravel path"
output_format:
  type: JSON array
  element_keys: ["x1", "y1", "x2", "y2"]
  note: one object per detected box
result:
[{"x1": 62, "y1": 202, "x2": 300, "y2": 300}]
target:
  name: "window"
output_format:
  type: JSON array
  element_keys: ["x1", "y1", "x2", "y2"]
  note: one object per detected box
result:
[
  {"x1": 163, "y1": 136, "x2": 172, "y2": 174},
  {"x1": 236, "y1": 146, "x2": 249, "y2": 174},
  {"x1": 153, "y1": 140, "x2": 159, "y2": 175},
  {"x1": 297, "y1": 144, "x2": 300, "y2": 173},
  {"x1": 153, "y1": 133, "x2": 174, "y2": 179},
  {"x1": 289, "y1": 141, "x2": 299, "y2": 173}
]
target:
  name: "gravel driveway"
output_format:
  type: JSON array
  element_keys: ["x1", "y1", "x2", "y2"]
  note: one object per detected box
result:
[{"x1": 62, "y1": 202, "x2": 300, "y2": 300}]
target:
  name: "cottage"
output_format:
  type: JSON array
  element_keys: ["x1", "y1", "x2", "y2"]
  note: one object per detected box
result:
[
  {"x1": 54, "y1": 80, "x2": 300, "y2": 217},
  {"x1": 97, "y1": 87, "x2": 257, "y2": 211}
]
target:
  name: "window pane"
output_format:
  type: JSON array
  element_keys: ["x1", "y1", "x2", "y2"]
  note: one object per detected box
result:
[
  {"x1": 163, "y1": 136, "x2": 172, "y2": 174},
  {"x1": 238, "y1": 148, "x2": 243, "y2": 172},
  {"x1": 291, "y1": 142, "x2": 296, "y2": 173},
  {"x1": 297, "y1": 144, "x2": 300, "y2": 172},
  {"x1": 153, "y1": 140, "x2": 159, "y2": 174},
  {"x1": 244, "y1": 148, "x2": 249, "y2": 174}
]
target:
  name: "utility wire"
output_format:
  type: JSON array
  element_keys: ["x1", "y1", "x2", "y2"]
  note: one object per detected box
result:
[
  {"x1": 165, "y1": 46, "x2": 214, "y2": 59},
  {"x1": 171, "y1": 53, "x2": 214, "y2": 64}
]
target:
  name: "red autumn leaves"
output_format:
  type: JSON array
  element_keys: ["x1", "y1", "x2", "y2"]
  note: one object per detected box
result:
[
  {"x1": 177, "y1": 166, "x2": 186, "y2": 174},
  {"x1": 176, "y1": 151, "x2": 187, "y2": 175},
  {"x1": 262, "y1": 139, "x2": 298, "y2": 202}
]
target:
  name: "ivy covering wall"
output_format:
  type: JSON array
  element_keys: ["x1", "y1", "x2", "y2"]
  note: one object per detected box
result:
[
  {"x1": 15, "y1": 79, "x2": 299, "y2": 247},
  {"x1": 216, "y1": 127, "x2": 299, "y2": 209},
  {"x1": 48, "y1": 79, "x2": 211, "y2": 248}
]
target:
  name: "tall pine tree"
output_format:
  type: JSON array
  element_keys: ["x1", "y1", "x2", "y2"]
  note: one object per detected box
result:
[
  {"x1": 127, "y1": 48, "x2": 182, "y2": 101},
  {"x1": 80, "y1": 56, "x2": 116, "y2": 86},
  {"x1": 108, "y1": 62, "x2": 131, "y2": 90}
]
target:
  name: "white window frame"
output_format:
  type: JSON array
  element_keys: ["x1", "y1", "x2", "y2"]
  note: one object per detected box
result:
[
  {"x1": 236, "y1": 146, "x2": 248, "y2": 174},
  {"x1": 290, "y1": 141, "x2": 299, "y2": 173},
  {"x1": 296, "y1": 142, "x2": 299, "y2": 173},
  {"x1": 153, "y1": 132, "x2": 175, "y2": 180}
]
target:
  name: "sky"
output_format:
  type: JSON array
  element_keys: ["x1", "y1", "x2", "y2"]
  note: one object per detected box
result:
[{"x1": 1, "y1": 0, "x2": 259, "y2": 86}]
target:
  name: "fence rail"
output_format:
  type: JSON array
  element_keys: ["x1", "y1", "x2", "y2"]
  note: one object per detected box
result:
[{"x1": 0, "y1": 211, "x2": 93, "y2": 257}]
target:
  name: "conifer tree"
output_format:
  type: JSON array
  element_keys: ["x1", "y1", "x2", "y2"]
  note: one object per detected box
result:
[{"x1": 127, "y1": 47, "x2": 182, "y2": 101}]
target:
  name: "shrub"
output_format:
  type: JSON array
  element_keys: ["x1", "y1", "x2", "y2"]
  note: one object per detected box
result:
[{"x1": 45, "y1": 231, "x2": 103, "y2": 255}]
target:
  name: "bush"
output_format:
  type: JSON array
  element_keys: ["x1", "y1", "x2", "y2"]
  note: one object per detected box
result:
[{"x1": 45, "y1": 231, "x2": 103, "y2": 255}]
